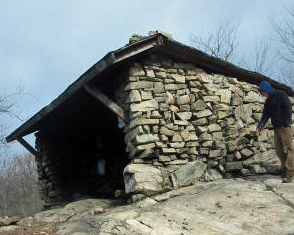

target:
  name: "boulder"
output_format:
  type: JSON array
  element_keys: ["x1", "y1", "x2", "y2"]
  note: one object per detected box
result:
[
  {"x1": 123, "y1": 164, "x2": 167, "y2": 196},
  {"x1": 171, "y1": 160, "x2": 207, "y2": 188}
]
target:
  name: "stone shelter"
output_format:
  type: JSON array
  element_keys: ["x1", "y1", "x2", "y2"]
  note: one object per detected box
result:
[{"x1": 6, "y1": 31, "x2": 294, "y2": 207}]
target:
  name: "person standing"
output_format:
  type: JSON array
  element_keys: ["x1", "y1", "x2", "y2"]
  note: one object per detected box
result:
[{"x1": 256, "y1": 81, "x2": 294, "y2": 183}]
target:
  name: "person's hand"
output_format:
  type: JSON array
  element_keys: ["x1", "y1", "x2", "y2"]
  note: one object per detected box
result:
[{"x1": 255, "y1": 128, "x2": 261, "y2": 137}]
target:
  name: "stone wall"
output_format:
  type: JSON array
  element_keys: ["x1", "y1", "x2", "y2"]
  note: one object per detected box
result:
[
  {"x1": 121, "y1": 55, "x2": 294, "y2": 199},
  {"x1": 33, "y1": 53, "x2": 294, "y2": 205},
  {"x1": 35, "y1": 132, "x2": 63, "y2": 207}
]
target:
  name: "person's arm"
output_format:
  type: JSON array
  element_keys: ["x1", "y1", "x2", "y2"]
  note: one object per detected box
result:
[
  {"x1": 256, "y1": 100, "x2": 270, "y2": 135},
  {"x1": 281, "y1": 91, "x2": 292, "y2": 126}
]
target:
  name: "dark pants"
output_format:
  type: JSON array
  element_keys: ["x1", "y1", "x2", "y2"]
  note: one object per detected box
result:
[{"x1": 274, "y1": 127, "x2": 294, "y2": 178}]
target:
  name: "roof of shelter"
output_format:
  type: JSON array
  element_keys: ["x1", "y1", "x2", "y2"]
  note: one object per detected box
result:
[{"x1": 6, "y1": 32, "x2": 294, "y2": 143}]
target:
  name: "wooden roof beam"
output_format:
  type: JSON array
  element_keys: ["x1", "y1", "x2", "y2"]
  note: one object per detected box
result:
[
  {"x1": 17, "y1": 137, "x2": 39, "y2": 158},
  {"x1": 84, "y1": 84, "x2": 125, "y2": 120}
]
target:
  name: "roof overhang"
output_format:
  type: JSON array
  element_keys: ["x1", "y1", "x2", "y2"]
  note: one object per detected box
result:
[{"x1": 6, "y1": 33, "x2": 294, "y2": 143}]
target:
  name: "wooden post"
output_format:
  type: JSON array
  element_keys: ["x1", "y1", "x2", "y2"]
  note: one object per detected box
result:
[
  {"x1": 17, "y1": 137, "x2": 39, "y2": 158},
  {"x1": 84, "y1": 84, "x2": 125, "y2": 120}
]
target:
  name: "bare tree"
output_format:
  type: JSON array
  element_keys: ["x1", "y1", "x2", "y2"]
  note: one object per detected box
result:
[
  {"x1": 0, "y1": 152, "x2": 42, "y2": 217},
  {"x1": 189, "y1": 22, "x2": 283, "y2": 87},
  {"x1": 271, "y1": 6, "x2": 294, "y2": 89},
  {"x1": 272, "y1": 7, "x2": 294, "y2": 63},
  {"x1": 0, "y1": 86, "x2": 23, "y2": 146},
  {"x1": 189, "y1": 20, "x2": 239, "y2": 61},
  {"x1": 239, "y1": 36, "x2": 279, "y2": 76},
  {"x1": 0, "y1": 85, "x2": 42, "y2": 216}
]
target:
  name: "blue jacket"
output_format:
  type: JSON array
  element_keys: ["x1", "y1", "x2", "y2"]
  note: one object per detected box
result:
[{"x1": 257, "y1": 89, "x2": 292, "y2": 129}]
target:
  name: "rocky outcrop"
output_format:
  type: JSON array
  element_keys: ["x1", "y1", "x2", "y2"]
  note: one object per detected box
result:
[{"x1": 56, "y1": 177, "x2": 294, "y2": 235}]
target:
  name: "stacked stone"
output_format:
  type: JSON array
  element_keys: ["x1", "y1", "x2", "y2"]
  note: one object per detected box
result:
[
  {"x1": 35, "y1": 132, "x2": 63, "y2": 207},
  {"x1": 122, "y1": 55, "x2": 294, "y2": 191}
]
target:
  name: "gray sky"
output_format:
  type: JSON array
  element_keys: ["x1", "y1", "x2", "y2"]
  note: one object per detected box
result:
[{"x1": 1, "y1": 0, "x2": 293, "y2": 152}]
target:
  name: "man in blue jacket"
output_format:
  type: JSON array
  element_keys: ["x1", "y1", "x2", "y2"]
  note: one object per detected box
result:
[{"x1": 256, "y1": 81, "x2": 293, "y2": 183}]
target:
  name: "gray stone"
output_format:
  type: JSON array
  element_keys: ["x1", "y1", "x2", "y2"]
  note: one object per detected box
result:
[
  {"x1": 218, "y1": 110, "x2": 231, "y2": 119},
  {"x1": 203, "y1": 141, "x2": 213, "y2": 147},
  {"x1": 154, "y1": 82, "x2": 164, "y2": 93},
  {"x1": 191, "y1": 100, "x2": 207, "y2": 111},
  {"x1": 240, "y1": 149, "x2": 254, "y2": 158},
  {"x1": 199, "y1": 133, "x2": 212, "y2": 142},
  {"x1": 176, "y1": 112, "x2": 192, "y2": 120},
  {"x1": 234, "y1": 104, "x2": 252, "y2": 122},
  {"x1": 169, "y1": 142, "x2": 185, "y2": 149},
  {"x1": 155, "y1": 71, "x2": 167, "y2": 78},
  {"x1": 178, "y1": 95, "x2": 190, "y2": 105},
  {"x1": 126, "y1": 90, "x2": 141, "y2": 103},
  {"x1": 130, "y1": 143, "x2": 156, "y2": 157},
  {"x1": 125, "y1": 81, "x2": 153, "y2": 90},
  {"x1": 212, "y1": 132, "x2": 223, "y2": 141},
  {"x1": 165, "y1": 84, "x2": 186, "y2": 91},
  {"x1": 231, "y1": 96, "x2": 243, "y2": 106},
  {"x1": 0, "y1": 216, "x2": 21, "y2": 226},
  {"x1": 135, "y1": 134, "x2": 159, "y2": 144},
  {"x1": 129, "y1": 118, "x2": 160, "y2": 129},
  {"x1": 225, "y1": 162, "x2": 243, "y2": 172},
  {"x1": 169, "y1": 142, "x2": 185, "y2": 148},
  {"x1": 186, "y1": 75, "x2": 197, "y2": 80},
  {"x1": 215, "y1": 103, "x2": 230, "y2": 111},
  {"x1": 195, "y1": 126, "x2": 208, "y2": 134},
  {"x1": 160, "y1": 126, "x2": 174, "y2": 136},
  {"x1": 196, "y1": 73, "x2": 211, "y2": 83},
  {"x1": 166, "y1": 160, "x2": 188, "y2": 165},
  {"x1": 202, "y1": 83, "x2": 220, "y2": 92},
  {"x1": 171, "y1": 161, "x2": 207, "y2": 188},
  {"x1": 158, "y1": 155, "x2": 171, "y2": 162},
  {"x1": 216, "y1": 89, "x2": 231, "y2": 104},
  {"x1": 169, "y1": 74, "x2": 185, "y2": 83},
  {"x1": 209, "y1": 150, "x2": 222, "y2": 158},
  {"x1": 146, "y1": 69, "x2": 155, "y2": 78},
  {"x1": 250, "y1": 164, "x2": 267, "y2": 174},
  {"x1": 186, "y1": 141, "x2": 200, "y2": 147},
  {"x1": 189, "y1": 133, "x2": 198, "y2": 141},
  {"x1": 244, "y1": 91, "x2": 263, "y2": 103},
  {"x1": 124, "y1": 164, "x2": 165, "y2": 196},
  {"x1": 207, "y1": 124, "x2": 222, "y2": 133},
  {"x1": 172, "y1": 133, "x2": 183, "y2": 142},
  {"x1": 214, "y1": 141, "x2": 226, "y2": 149},
  {"x1": 203, "y1": 96, "x2": 220, "y2": 102},
  {"x1": 180, "y1": 129, "x2": 190, "y2": 140},
  {"x1": 191, "y1": 118, "x2": 208, "y2": 127},
  {"x1": 140, "y1": 90, "x2": 153, "y2": 100},
  {"x1": 171, "y1": 121, "x2": 188, "y2": 127},
  {"x1": 162, "y1": 148, "x2": 176, "y2": 154},
  {"x1": 194, "y1": 109, "x2": 212, "y2": 118},
  {"x1": 137, "y1": 148, "x2": 154, "y2": 159},
  {"x1": 130, "y1": 99, "x2": 158, "y2": 112},
  {"x1": 166, "y1": 92, "x2": 175, "y2": 104}
]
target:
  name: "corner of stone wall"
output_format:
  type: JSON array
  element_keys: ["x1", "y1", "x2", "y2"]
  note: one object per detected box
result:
[
  {"x1": 35, "y1": 132, "x2": 64, "y2": 208},
  {"x1": 120, "y1": 54, "x2": 294, "y2": 200}
]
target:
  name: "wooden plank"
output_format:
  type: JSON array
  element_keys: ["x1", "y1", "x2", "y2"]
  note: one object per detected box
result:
[
  {"x1": 17, "y1": 137, "x2": 39, "y2": 158},
  {"x1": 84, "y1": 85, "x2": 125, "y2": 120}
]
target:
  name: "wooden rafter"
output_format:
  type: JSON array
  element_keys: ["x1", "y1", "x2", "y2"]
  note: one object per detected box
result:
[
  {"x1": 84, "y1": 84, "x2": 125, "y2": 120},
  {"x1": 17, "y1": 137, "x2": 39, "y2": 158}
]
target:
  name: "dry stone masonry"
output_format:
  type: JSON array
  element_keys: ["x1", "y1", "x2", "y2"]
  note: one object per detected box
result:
[
  {"x1": 121, "y1": 55, "x2": 294, "y2": 199},
  {"x1": 32, "y1": 43, "x2": 294, "y2": 205}
]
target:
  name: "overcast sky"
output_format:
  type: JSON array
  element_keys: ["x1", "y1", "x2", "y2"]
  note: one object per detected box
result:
[{"x1": 1, "y1": 0, "x2": 293, "y2": 152}]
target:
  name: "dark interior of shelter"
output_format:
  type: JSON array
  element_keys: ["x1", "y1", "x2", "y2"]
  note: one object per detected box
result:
[{"x1": 36, "y1": 69, "x2": 129, "y2": 202}]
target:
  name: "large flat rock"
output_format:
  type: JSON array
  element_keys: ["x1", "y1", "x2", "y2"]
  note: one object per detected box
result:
[{"x1": 56, "y1": 177, "x2": 294, "y2": 234}]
